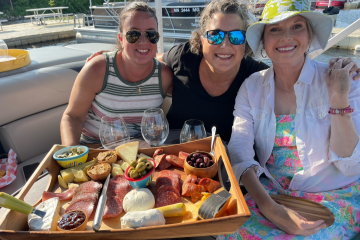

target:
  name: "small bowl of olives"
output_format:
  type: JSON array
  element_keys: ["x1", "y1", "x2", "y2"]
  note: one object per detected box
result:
[
  {"x1": 184, "y1": 151, "x2": 218, "y2": 178},
  {"x1": 124, "y1": 158, "x2": 155, "y2": 189}
]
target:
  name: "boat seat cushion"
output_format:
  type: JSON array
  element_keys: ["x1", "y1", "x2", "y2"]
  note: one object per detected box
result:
[{"x1": 0, "y1": 105, "x2": 67, "y2": 163}]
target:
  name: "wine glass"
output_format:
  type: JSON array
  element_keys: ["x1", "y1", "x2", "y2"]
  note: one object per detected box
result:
[
  {"x1": 180, "y1": 119, "x2": 207, "y2": 143},
  {"x1": 99, "y1": 115, "x2": 130, "y2": 149},
  {"x1": 141, "y1": 108, "x2": 169, "y2": 147}
]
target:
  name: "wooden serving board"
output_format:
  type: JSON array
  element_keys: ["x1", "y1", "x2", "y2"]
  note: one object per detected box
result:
[
  {"x1": 270, "y1": 195, "x2": 335, "y2": 227},
  {"x1": 0, "y1": 136, "x2": 251, "y2": 240}
]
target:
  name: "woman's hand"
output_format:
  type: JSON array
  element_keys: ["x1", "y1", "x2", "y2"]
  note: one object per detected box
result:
[
  {"x1": 259, "y1": 201, "x2": 326, "y2": 236},
  {"x1": 86, "y1": 50, "x2": 110, "y2": 63},
  {"x1": 329, "y1": 57, "x2": 360, "y2": 81},
  {"x1": 326, "y1": 59, "x2": 356, "y2": 108}
]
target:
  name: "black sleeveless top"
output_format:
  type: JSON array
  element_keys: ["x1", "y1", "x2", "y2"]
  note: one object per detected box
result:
[{"x1": 163, "y1": 42, "x2": 269, "y2": 142}]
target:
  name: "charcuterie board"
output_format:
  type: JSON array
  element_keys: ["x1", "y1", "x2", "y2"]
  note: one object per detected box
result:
[{"x1": 0, "y1": 136, "x2": 250, "y2": 240}]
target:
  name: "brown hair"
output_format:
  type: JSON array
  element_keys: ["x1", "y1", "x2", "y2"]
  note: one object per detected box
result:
[
  {"x1": 190, "y1": 0, "x2": 252, "y2": 57},
  {"x1": 116, "y1": 2, "x2": 158, "y2": 50}
]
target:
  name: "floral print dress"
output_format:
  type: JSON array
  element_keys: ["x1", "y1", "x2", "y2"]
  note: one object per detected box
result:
[{"x1": 218, "y1": 114, "x2": 360, "y2": 240}]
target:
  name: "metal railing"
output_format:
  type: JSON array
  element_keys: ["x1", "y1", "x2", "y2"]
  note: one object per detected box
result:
[{"x1": 309, "y1": 17, "x2": 360, "y2": 59}]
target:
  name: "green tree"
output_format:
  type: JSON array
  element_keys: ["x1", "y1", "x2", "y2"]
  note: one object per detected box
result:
[{"x1": 49, "y1": 0, "x2": 55, "y2": 7}]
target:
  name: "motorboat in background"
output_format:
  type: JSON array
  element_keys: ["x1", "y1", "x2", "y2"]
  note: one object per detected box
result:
[
  {"x1": 316, "y1": 0, "x2": 346, "y2": 8},
  {"x1": 75, "y1": 0, "x2": 267, "y2": 51}
]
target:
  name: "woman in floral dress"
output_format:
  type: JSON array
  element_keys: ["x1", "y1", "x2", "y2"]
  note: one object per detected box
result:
[{"x1": 219, "y1": 0, "x2": 360, "y2": 238}]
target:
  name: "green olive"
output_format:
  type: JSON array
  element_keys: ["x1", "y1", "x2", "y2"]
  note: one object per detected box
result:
[
  {"x1": 139, "y1": 170, "x2": 147, "y2": 176},
  {"x1": 127, "y1": 167, "x2": 134, "y2": 178},
  {"x1": 130, "y1": 170, "x2": 140, "y2": 179},
  {"x1": 130, "y1": 161, "x2": 137, "y2": 168},
  {"x1": 135, "y1": 162, "x2": 146, "y2": 173},
  {"x1": 137, "y1": 157, "x2": 147, "y2": 163},
  {"x1": 145, "y1": 162, "x2": 153, "y2": 170}
]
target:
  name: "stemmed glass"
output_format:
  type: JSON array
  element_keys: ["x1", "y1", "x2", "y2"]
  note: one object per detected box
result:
[
  {"x1": 141, "y1": 108, "x2": 169, "y2": 147},
  {"x1": 180, "y1": 119, "x2": 207, "y2": 143},
  {"x1": 99, "y1": 115, "x2": 130, "y2": 149}
]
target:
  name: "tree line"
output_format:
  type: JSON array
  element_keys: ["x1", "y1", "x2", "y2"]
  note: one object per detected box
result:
[{"x1": 0, "y1": 0, "x2": 106, "y2": 19}]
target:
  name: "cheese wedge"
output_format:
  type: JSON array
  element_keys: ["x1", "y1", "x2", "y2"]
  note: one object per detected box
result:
[
  {"x1": 68, "y1": 183, "x2": 79, "y2": 189},
  {"x1": 72, "y1": 169, "x2": 90, "y2": 182},
  {"x1": 112, "y1": 163, "x2": 124, "y2": 177},
  {"x1": 60, "y1": 160, "x2": 95, "y2": 183},
  {"x1": 58, "y1": 175, "x2": 68, "y2": 189},
  {"x1": 115, "y1": 141, "x2": 139, "y2": 164},
  {"x1": 28, "y1": 197, "x2": 60, "y2": 231},
  {"x1": 120, "y1": 162, "x2": 130, "y2": 172}
]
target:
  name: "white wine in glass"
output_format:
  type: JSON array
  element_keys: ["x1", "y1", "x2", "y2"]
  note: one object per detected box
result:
[
  {"x1": 141, "y1": 108, "x2": 169, "y2": 147},
  {"x1": 99, "y1": 115, "x2": 130, "y2": 149}
]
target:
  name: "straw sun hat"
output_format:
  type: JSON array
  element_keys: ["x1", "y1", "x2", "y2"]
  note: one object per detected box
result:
[{"x1": 247, "y1": 0, "x2": 333, "y2": 59}]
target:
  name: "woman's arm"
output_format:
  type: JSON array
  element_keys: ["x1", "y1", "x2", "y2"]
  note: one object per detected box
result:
[
  {"x1": 60, "y1": 55, "x2": 106, "y2": 146},
  {"x1": 327, "y1": 59, "x2": 360, "y2": 176},
  {"x1": 160, "y1": 62, "x2": 173, "y2": 96}
]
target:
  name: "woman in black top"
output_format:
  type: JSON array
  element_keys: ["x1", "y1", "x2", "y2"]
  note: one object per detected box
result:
[{"x1": 158, "y1": 0, "x2": 268, "y2": 142}]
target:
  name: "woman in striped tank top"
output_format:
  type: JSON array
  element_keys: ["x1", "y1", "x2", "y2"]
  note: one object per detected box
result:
[{"x1": 60, "y1": 2, "x2": 173, "y2": 146}]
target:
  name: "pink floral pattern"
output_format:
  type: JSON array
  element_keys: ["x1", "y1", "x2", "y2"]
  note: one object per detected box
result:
[{"x1": 218, "y1": 114, "x2": 360, "y2": 239}]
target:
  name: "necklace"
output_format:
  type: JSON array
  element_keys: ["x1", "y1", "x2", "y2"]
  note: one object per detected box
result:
[{"x1": 133, "y1": 78, "x2": 146, "y2": 93}]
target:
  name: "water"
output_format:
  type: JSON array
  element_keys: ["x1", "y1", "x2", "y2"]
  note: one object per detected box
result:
[{"x1": 13, "y1": 38, "x2": 77, "y2": 50}]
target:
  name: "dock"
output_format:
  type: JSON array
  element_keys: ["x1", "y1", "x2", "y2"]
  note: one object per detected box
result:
[
  {"x1": 0, "y1": 18, "x2": 359, "y2": 50},
  {"x1": 0, "y1": 20, "x2": 75, "y2": 48}
]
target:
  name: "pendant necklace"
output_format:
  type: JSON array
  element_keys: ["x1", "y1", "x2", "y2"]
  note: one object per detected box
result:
[{"x1": 133, "y1": 78, "x2": 146, "y2": 93}]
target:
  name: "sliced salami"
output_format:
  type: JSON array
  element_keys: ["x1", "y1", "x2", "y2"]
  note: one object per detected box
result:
[
  {"x1": 157, "y1": 170, "x2": 181, "y2": 180},
  {"x1": 156, "y1": 184, "x2": 180, "y2": 198},
  {"x1": 199, "y1": 178, "x2": 221, "y2": 193},
  {"x1": 155, "y1": 191, "x2": 181, "y2": 208},
  {"x1": 183, "y1": 174, "x2": 198, "y2": 185},
  {"x1": 154, "y1": 154, "x2": 167, "y2": 168},
  {"x1": 190, "y1": 185, "x2": 206, "y2": 203},
  {"x1": 156, "y1": 176, "x2": 173, "y2": 189},
  {"x1": 165, "y1": 155, "x2": 184, "y2": 168},
  {"x1": 103, "y1": 195, "x2": 123, "y2": 218},
  {"x1": 71, "y1": 192, "x2": 98, "y2": 204},
  {"x1": 159, "y1": 156, "x2": 172, "y2": 170},
  {"x1": 65, "y1": 199, "x2": 94, "y2": 218},
  {"x1": 73, "y1": 181, "x2": 102, "y2": 199},
  {"x1": 182, "y1": 183, "x2": 198, "y2": 196}
]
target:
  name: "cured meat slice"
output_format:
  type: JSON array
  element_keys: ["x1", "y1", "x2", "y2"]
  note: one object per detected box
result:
[
  {"x1": 154, "y1": 154, "x2": 167, "y2": 168},
  {"x1": 159, "y1": 157, "x2": 172, "y2": 170},
  {"x1": 190, "y1": 185, "x2": 206, "y2": 203},
  {"x1": 103, "y1": 175, "x2": 132, "y2": 218},
  {"x1": 157, "y1": 170, "x2": 181, "y2": 180},
  {"x1": 156, "y1": 185, "x2": 180, "y2": 198},
  {"x1": 178, "y1": 151, "x2": 190, "y2": 162},
  {"x1": 182, "y1": 183, "x2": 198, "y2": 196},
  {"x1": 156, "y1": 176, "x2": 173, "y2": 189},
  {"x1": 153, "y1": 149, "x2": 164, "y2": 158},
  {"x1": 166, "y1": 155, "x2": 184, "y2": 168},
  {"x1": 42, "y1": 186, "x2": 77, "y2": 202},
  {"x1": 73, "y1": 181, "x2": 102, "y2": 199},
  {"x1": 183, "y1": 174, "x2": 198, "y2": 185},
  {"x1": 103, "y1": 195, "x2": 123, "y2": 218},
  {"x1": 155, "y1": 191, "x2": 181, "y2": 208},
  {"x1": 199, "y1": 178, "x2": 221, "y2": 193},
  {"x1": 65, "y1": 199, "x2": 94, "y2": 218},
  {"x1": 71, "y1": 192, "x2": 98, "y2": 204}
]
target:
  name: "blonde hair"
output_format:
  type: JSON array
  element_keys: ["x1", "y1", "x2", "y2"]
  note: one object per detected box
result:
[
  {"x1": 190, "y1": 0, "x2": 252, "y2": 57},
  {"x1": 116, "y1": 2, "x2": 158, "y2": 50}
]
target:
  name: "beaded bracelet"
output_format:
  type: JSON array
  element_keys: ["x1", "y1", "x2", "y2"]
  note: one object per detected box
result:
[{"x1": 328, "y1": 105, "x2": 354, "y2": 115}]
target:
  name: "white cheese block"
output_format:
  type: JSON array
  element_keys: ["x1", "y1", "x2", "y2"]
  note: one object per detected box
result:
[
  {"x1": 28, "y1": 197, "x2": 60, "y2": 231},
  {"x1": 115, "y1": 141, "x2": 139, "y2": 164},
  {"x1": 138, "y1": 153, "x2": 153, "y2": 161},
  {"x1": 123, "y1": 188, "x2": 155, "y2": 212},
  {"x1": 121, "y1": 209, "x2": 165, "y2": 229}
]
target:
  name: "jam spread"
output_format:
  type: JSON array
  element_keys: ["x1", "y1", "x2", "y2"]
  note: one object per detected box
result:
[{"x1": 57, "y1": 211, "x2": 86, "y2": 230}]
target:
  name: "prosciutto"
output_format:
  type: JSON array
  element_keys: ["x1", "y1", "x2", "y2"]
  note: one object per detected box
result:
[{"x1": 42, "y1": 185, "x2": 78, "y2": 202}]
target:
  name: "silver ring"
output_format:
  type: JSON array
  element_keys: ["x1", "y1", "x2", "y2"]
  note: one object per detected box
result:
[{"x1": 330, "y1": 68, "x2": 335, "y2": 73}]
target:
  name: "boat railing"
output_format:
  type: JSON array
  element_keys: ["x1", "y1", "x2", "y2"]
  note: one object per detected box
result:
[{"x1": 309, "y1": 17, "x2": 360, "y2": 59}]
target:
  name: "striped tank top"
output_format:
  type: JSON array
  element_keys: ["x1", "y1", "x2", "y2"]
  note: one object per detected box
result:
[{"x1": 80, "y1": 51, "x2": 165, "y2": 144}]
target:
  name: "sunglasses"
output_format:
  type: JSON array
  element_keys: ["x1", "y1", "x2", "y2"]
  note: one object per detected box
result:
[
  {"x1": 125, "y1": 30, "x2": 160, "y2": 44},
  {"x1": 204, "y1": 30, "x2": 246, "y2": 45}
]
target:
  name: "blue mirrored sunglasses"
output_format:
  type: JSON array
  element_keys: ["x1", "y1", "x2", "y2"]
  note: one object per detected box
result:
[{"x1": 205, "y1": 30, "x2": 246, "y2": 45}]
